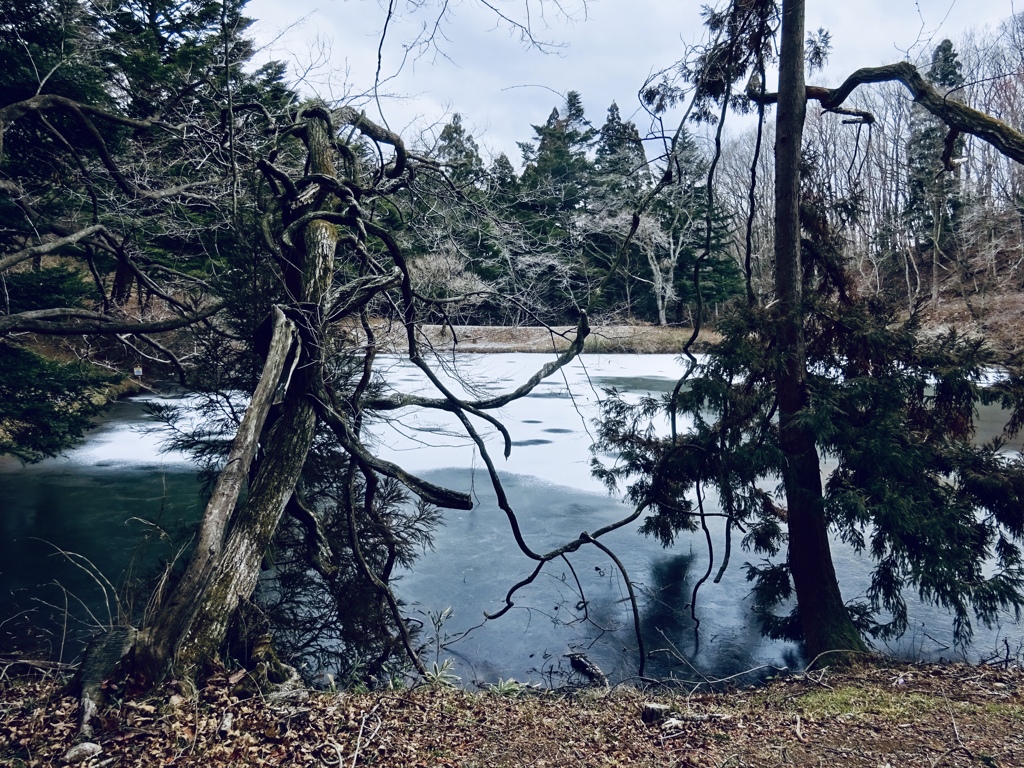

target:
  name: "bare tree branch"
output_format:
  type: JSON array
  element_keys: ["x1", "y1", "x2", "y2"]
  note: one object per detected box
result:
[
  {"x1": 750, "y1": 62, "x2": 1024, "y2": 165},
  {"x1": 0, "y1": 224, "x2": 109, "y2": 272},
  {"x1": 314, "y1": 390, "x2": 473, "y2": 510},
  {"x1": 0, "y1": 94, "x2": 224, "y2": 200},
  {"x1": 0, "y1": 302, "x2": 224, "y2": 335}
]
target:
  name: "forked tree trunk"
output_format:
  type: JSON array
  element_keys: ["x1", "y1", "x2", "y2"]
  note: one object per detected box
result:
[
  {"x1": 134, "y1": 306, "x2": 297, "y2": 680},
  {"x1": 774, "y1": 0, "x2": 867, "y2": 663},
  {"x1": 174, "y1": 382, "x2": 319, "y2": 673},
  {"x1": 134, "y1": 113, "x2": 339, "y2": 682}
]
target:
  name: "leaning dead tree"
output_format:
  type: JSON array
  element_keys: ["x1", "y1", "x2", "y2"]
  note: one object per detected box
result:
[
  {"x1": 126, "y1": 104, "x2": 472, "y2": 678},
  {"x1": 123, "y1": 98, "x2": 662, "y2": 685}
]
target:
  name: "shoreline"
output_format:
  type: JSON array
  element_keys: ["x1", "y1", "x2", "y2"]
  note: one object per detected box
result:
[{"x1": 362, "y1": 322, "x2": 721, "y2": 355}]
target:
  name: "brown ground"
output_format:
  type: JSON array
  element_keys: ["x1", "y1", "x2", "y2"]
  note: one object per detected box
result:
[
  {"x1": 354, "y1": 296, "x2": 1024, "y2": 357},
  {"x1": 923, "y1": 293, "x2": 1024, "y2": 353},
  {"x1": 2, "y1": 660, "x2": 1022, "y2": 767},
  {"x1": 355, "y1": 321, "x2": 720, "y2": 355}
]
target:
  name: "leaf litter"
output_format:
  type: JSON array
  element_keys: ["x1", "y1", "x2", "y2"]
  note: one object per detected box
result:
[{"x1": 1, "y1": 659, "x2": 1022, "y2": 767}]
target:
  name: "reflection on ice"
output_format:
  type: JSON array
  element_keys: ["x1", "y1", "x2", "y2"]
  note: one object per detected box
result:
[{"x1": 370, "y1": 353, "x2": 685, "y2": 494}]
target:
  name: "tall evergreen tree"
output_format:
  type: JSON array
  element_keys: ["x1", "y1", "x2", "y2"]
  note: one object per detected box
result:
[
  {"x1": 581, "y1": 102, "x2": 650, "y2": 318},
  {"x1": 434, "y1": 113, "x2": 485, "y2": 188},
  {"x1": 594, "y1": 102, "x2": 649, "y2": 202},
  {"x1": 595, "y1": 0, "x2": 1024, "y2": 664},
  {"x1": 519, "y1": 91, "x2": 596, "y2": 214},
  {"x1": 512, "y1": 91, "x2": 598, "y2": 322},
  {"x1": 488, "y1": 152, "x2": 519, "y2": 203}
]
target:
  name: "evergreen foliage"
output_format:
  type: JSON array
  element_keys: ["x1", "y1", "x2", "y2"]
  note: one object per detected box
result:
[
  {"x1": 387, "y1": 92, "x2": 745, "y2": 327},
  {"x1": 0, "y1": 343, "x2": 114, "y2": 462},
  {"x1": 435, "y1": 113, "x2": 485, "y2": 188},
  {"x1": 905, "y1": 40, "x2": 965, "y2": 255},
  {"x1": 594, "y1": 102, "x2": 648, "y2": 197},
  {"x1": 412, "y1": 95, "x2": 743, "y2": 326},
  {"x1": 2, "y1": 265, "x2": 92, "y2": 313},
  {"x1": 0, "y1": 0, "x2": 290, "y2": 459},
  {"x1": 594, "y1": 148, "x2": 1024, "y2": 650}
]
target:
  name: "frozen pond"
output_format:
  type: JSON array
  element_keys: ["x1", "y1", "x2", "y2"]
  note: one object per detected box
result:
[{"x1": 1, "y1": 353, "x2": 1021, "y2": 685}]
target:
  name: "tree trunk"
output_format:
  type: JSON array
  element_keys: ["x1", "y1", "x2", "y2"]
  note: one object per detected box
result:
[
  {"x1": 134, "y1": 307, "x2": 297, "y2": 680},
  {"x1": 774, "y1": 0, "x2": 867, "y2": 663},
  {"x1": 111, "y1": 261, "x2": 134, "y2": 305},
  {"x1": 174, "y1": 385, "x2": 318, "y2": 673},
  {"x1": 135, "y1": 112, "x2": 340, "y2": 682},
  {"x1": 931, "y1": 200, "x2": 943, "y2": 310},
  {"x1": 645, "y1": 245, "x2": 669, "y2": 326}
]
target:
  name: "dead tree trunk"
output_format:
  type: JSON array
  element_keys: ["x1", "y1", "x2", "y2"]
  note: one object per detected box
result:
[
  {"x1": 174, "y1": 382, "x2": 319, "y2": 673},
  {"x1": 134, "y1": 306, "x2": 296, "y2": 680}
]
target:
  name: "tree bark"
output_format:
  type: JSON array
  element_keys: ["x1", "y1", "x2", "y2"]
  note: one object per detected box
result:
[
  {"x1": 774, "y1": 0, "x2": 867, "y2": 663},
  {"x1": 174, "y1": 382, "x2": 318, "y2": 673},
  {"x1": 136, "y1": 112, "x2": 340, "y2": 681},
  {"x1": 134, "y1": 306, "x2": 296, "y2": 680}
]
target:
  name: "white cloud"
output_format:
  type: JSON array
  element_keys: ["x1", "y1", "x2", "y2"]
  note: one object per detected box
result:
[{"x1": 245, "y1": 0, "x2": 1020, "y2": 164}]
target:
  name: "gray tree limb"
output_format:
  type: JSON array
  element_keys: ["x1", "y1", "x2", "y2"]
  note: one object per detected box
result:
[
  {"x1": 750, "y1": 61, "x2": 1024, "y2": 167},
  {"x1": 0, "y1": 224, "x2": 110, "y2": 272},
  {"x1": 0, "y1": 303, "x2": 225, "y2": 336}
]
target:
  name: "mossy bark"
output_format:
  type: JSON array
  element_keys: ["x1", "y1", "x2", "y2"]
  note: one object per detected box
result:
[
  {"x1": 134, "y1": 307, "x2": 297, "y2": 681},
  {"x1": 174, "y1": 387, "x2": 318, "y2": 674}
]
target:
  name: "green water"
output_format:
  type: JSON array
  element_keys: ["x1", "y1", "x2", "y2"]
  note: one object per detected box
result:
[{"x1": 0, "y1": 397, "x2": 205, "y2": 659}]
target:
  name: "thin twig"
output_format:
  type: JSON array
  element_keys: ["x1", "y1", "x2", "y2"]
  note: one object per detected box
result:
[{"x1": 351, "y1": 712, "x2": 367, "y2": 768}]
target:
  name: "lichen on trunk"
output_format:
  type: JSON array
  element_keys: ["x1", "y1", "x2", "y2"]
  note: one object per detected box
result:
[{"x1": 136, "y1": 109, "x2": 341, "y2": 683}]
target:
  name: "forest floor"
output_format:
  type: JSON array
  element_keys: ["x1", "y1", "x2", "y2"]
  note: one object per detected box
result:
[
  {"x1": 922, "y1": 292, "x2": 1024, "y2": 353},
  {"x1": 2, "y1": 659, "x2": 1022, "y2": 767}
]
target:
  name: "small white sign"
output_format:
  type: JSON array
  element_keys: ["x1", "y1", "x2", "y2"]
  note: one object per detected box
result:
[{"x1": 133, "y1": 366, "x2": 143, "y2": 377}]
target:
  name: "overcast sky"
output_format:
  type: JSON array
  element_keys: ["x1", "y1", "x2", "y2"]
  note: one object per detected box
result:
[{"x1": 244, "y1": 0, "x2": 1022, "y2": 165}]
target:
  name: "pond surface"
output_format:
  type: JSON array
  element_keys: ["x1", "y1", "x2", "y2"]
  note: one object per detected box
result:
[
  {"x1": 0, "y1": 397, "x2": 203, "y2": 660},
  {"x1": 1, "y1": 354, "x2": 1021, "y2": 685}
]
